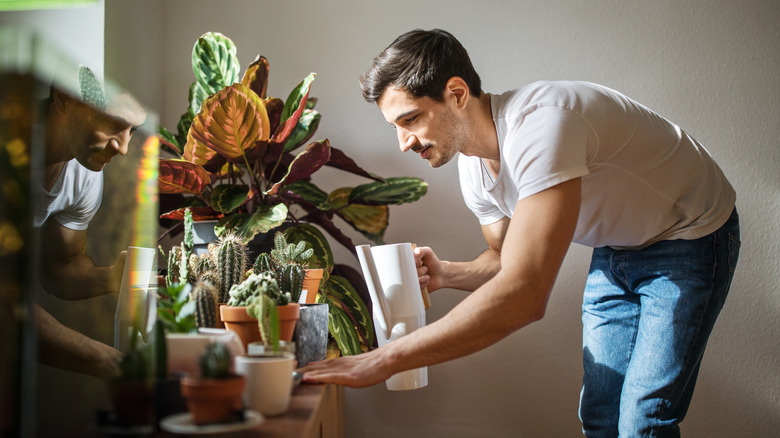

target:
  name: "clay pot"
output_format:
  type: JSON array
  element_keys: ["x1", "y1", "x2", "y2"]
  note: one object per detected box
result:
[
  {"x1": 180, "y1": 375, "x2": 245, "y2": 425},
  {"x1": 220, "y1": 304, "x2": 301, "y2": 349},
  {"x1": 300, "y1": 269, "x2": 324, "y2": 304},
  {"x1": 220, "y1": 305, "x2": 262, "y2": 349}
]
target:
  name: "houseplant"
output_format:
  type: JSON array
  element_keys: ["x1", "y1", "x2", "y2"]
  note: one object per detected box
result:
[
  {"x1": 254, "y1": 231, "x2": 322, "y2": 304},
  {"x1": 157, "y1": 32, "x2": 426, "y2": 356},
  {"x1": 179, "y1": 343, "x2": 245, "y2": 425}
]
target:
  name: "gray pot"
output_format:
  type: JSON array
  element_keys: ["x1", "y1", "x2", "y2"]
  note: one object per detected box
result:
[{"x1": 292, "y1": 303, "x2": 329, "y2": 367}]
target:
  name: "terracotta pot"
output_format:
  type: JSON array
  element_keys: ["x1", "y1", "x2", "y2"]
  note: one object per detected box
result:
[
  {"x1": 180, "y1": 375, "x2": 245, "y2": 425},
  {"x1": 277, "y1": 303, "x2": 301, "y2": 342},
  {"x1": 220, "y1": 305, "x2": 262, "y2": 349},
  {"x1": 300, "y1": 269, "x2": 324, "y2": 304},
  {"x1": 220, "y1": 304, "x2": 301, "y2": 348}
]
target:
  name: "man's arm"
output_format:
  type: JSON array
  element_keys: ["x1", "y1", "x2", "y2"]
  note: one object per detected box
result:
[
  {"x1": 36, "y1": 304, "x2": 123, "y2": 381},
  {"x1": 39, "y1": 219, "x2": 124, "y2": 300},
  {"x1": 301, "y1": 178, "x2": 581, "y2": 386}
]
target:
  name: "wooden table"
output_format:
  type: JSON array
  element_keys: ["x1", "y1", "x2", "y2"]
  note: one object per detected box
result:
[{"x1": 253, "y1": 383, "x2": 343, "y2": 437}]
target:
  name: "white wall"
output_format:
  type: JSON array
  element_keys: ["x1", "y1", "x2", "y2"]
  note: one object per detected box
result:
[{"x1": 105, "y1": 0, "x2": 779, "y2": 436}]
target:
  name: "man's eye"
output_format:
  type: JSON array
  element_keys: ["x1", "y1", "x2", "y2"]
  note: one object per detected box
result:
[{"x1": 405, "y1": 115, "x2": 417, "y2": 123}]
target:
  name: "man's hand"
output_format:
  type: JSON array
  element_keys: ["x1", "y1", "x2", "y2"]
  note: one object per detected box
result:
[{"x1": 299, "y1": 349, "x2": 394, "y2": 388}]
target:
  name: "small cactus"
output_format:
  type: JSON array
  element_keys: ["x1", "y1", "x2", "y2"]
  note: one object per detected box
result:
[
  {"x1": 166, "y1": 245, "x2": 183, "y2": 287},
  {"x1": 252, "y1": 252, "x2": 277, "y2": 275},
  {"x1": 279, "y1": 264, "x2": 305, "y2": 303},
  {"x1": 192, "y1": 281, "x2": 218, "y2": 328},
  {"x1": 179, "y1": 209, "x2": 194, "y2": 283},
  {"x1": 216, "y1": 233, "x2": 248, "y2": 303},
  {"x1": 269, "y1": 232, "x2": 313, "y2": 268},
  {"x1": 78, "y1": 65, "x2": 105, "y2": 111},
  {"x1": 199, "y1": 343, "x2": 232, "y2": 379}
]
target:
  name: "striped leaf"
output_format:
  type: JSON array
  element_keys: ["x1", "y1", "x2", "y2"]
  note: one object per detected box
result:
[
  {"x1": 158, "y1": 159, "x2": 211, "y2": 195},
  {"x1": 320, "y1": 295, "x2": 362, "y2": 356},
  {"x1": 191, "y1": 32, "x2": 240, "y2": 107},
  {"x1": 241, "y1": 55, "x2": 269, "y2": 99},
  {"x1": 321, "y1": 275, "x2": 373, "y2": 347},
  {"x1": 329, "y1": 188, "x2": 388, "y2": 239},
  {"x1": 283, "y1": 109, "x2": 320, "y2": 153},
  {"x1": 284, "y1": 181, "x2": 330, "y2": 211},
  {"x1": 236, "y1": 203, "x2": 288, "y2": 241},
  {"x1": 183, "y1": 83, "x2": 270, "y2": 166},
  {"x1": 282, "y1": 223, "x2": 334, "y2": 270},
  {"x1": 211, "y1": 184, "x2": 250, "y2": 213},
  {"x1": 349, "y1": 177, "x2": 428, "y2": 205}
]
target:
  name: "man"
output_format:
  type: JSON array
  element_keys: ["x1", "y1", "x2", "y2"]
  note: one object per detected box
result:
[
  {"x1": 34, "y1": 75, "x2": 147, "y2": 381},
  {"x1": 301, "y1": 29, "x2": 740, "y2": 437}
]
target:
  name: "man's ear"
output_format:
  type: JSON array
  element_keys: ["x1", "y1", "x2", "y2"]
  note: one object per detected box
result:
[
  {"x1": 444, "y1": 76, "x2": 470, "y2": 110},
  {"x1": 51, "y1": 88, "x2": 71, "y2": 113}
]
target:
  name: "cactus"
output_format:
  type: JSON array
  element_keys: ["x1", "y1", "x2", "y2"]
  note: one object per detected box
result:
[
  {"x1": 192, "y1": 281, "x2": 219, "y2": 328},
  {"x1": 269, "y1": 232, "x2": 313, "y2": 268},
  {"x1": 252, "y1": 252, "x2": 277, "y2": 275},
  {"x1": 166, "y1": 245, "x2": 183, "y2": 288},
  {"x1": 216, "y1": 233, "x2": 248, "y2": 303},
  {"x1": 198, "y1": 343, "x2": 232, "y2": 379},
  {"x1": 198, "y1": 269, "x2": 220, "y2": 291},
  {"x1": 78, "y1": 65, "x2": 105, "y2": 111},
  {"x1": 226, "y1": 272, "x2": 284, "y2": 306},
  {"x1": 179, "y1": 208, "x2": 194, "y2": 284},
  {"x1": 279, "y1": 264, "x2": 305, "y2": 303}
]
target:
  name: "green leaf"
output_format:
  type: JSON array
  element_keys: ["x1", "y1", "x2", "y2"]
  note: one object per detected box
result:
[
  {"x1": 183, "y1": 83, "x2": 270, "y2": 166},
  {"x1": 282, "y1": 223, "x2": 334, "y2": 270},
  {"x1": 280, "y1": 73, "x2": 316, "y2": 125},
  {"x1": 349, "y1": 177, "x2": 428, "y2": 205},
  {"x1": 283, "y1": 109, "x2": 321, "y2": 153},
  {"x1": 329, "y1": 187, "x2": 388, "y2": 239},
  {"x1": 158, "y1": 159, "x2": 211, "y2": 195},
  {"x1": 284, "y1": 181, "x2": 330, "y2": 210},
  {"x1": 211, "y1": 184, "x2": 250, "y2": 213},
  {"x1": 322, "y1": 295, "x2": 362, "y2": 356},
  {"x1": 191, "y1": 32, "x2": 240, "y2": 100},
  {"x1": 236, "y1": 203, "x2": 288, "y2": 241},
  {"x1": 321, "y1": 275, "x2": 373, "y2": 347}
]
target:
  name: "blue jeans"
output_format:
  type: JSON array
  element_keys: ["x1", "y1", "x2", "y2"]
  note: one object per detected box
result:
[{"x1": 579, "y1": 209, "x2": 740, "y2": 438}]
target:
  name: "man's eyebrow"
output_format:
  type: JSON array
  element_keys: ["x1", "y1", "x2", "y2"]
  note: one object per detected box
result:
[{"x1": 393, "y1": 110, "x2": 417, "y2": 124}]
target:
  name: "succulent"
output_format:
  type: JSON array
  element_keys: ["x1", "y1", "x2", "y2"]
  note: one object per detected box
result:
[
  {"x1": 198, "y1": 343, "x2": 232, "y2": 379},
  {"x1": 269, "y1": 231, "x2": 313, "y2": 268},
  {"x1": 179, "y1": 208, "x2": 194, "y2": 283},
  {"x1": 227, "y1": 272, "x2": 286, "y2": 306},
  {"x1": 279, "y1": 263, "x2": 305, "y2": 303},
  {"x1": 78, "y1": 65, "x2": 105, "y2": 111},
  {"x1": 165, "y1": 245, "x2": 183, "y2": 287}
]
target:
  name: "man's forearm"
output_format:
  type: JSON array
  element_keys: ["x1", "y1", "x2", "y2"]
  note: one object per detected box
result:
[
  {"x1": 36, "y1": 305, "x2": 122, "y2": 381},
  {"x1": 441, "y1": 249, "x2": 501, "y2": 292}
]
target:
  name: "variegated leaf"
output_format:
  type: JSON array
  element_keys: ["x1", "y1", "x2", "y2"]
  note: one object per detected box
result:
[
  {"x1": 158, "y1": 159, "x2": 211, "y2": 195},
  {"x1": 282, "y1": 223, "x2": 334, "y2": 270},
  {"x1": 283, "y1": 109, "x2": 321, "y2": 153},
  {"x1": 191, "y1": 32, "x2": 240, "y2": 99},
  {"x1": 184, "y1": 83, "x2": 270, "y2": 165},
  {"x1": 211, "y1": 184, "x2": 250, "y2": 213},
  {"x1": 265, "y1": 140, "x2": 330, "y2": 196},
  {"x1": 284, "y1": 181, "x2": 330, "y2": 210},
  {"x1": 329, "y1": 188, "x2": 388, "y2": 236},
  {"x1": 241, "y1": 55, "x2": 269, "y2": 100},
  {"x1": 322, "y1": 275, "x2": 373, "y2": 347},
  {"x1": 320, "y1": 295, "x2": 362, "y2": 356},
  {"x1": 349, "y1": 177, "x2": 428, "y2": 205},
  {"x1": 236, "y1": 203, "x2": 288, "y2": 241}
]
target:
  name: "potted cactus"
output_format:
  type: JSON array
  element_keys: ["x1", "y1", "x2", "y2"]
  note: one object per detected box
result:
[
  {"x1": 179, "y1": 343, "x2": 245, "y2": 425},
  {"x1": 221, "y1": 270, "x2": 300, "y2": 351},
  {"x1": 253, "y1": 231, "x2": 323, "y2": 304}
]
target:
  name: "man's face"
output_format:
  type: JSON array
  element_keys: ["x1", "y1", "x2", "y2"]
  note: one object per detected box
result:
[
  {"x1": 377, "y1": 87, "x2": 468, "y2": 168},
  {"x1": 64, "y1": 92, "x2": 147, "y2": 172}
]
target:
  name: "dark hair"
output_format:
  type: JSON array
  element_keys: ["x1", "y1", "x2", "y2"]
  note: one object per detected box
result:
[{"x1": 359, "y1": 29, "x2": 482, "y2": 103}]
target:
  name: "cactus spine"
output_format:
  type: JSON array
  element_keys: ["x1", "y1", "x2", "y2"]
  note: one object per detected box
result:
[
  {"x1": 166, "y1": 245, "x2": 183, "y2": 287},
  {"x1": 216, "y1": 233, "x2": 247, "y2": 303},
  {"x1": 191, "y1": 281, "x2": 219, "y2": 328},
  {"x1": 179, "y1": 208, "x2": 194, "y2": 284}
]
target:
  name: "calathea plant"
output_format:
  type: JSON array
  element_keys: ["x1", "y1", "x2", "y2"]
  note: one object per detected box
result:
[{"x1": 157, "y1": 32, "x2": 427, "y2": 356}]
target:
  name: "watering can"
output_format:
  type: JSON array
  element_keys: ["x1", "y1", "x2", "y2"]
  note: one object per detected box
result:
[{"x1": 356, "y1": 243, "x2": 428, "y2": 390}]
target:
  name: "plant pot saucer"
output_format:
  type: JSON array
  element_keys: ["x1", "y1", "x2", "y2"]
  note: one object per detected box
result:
[{"x1": 160, "y1": 409, "x2": 263, "y2": 435}]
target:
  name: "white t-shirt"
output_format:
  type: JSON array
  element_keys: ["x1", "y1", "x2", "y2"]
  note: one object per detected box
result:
[
  {"x1": 34, "y1": 159, "x2": 103, "y2": 230},
  {"x1": 459, "y1": 81, "x2": 736, "y2": 249}
]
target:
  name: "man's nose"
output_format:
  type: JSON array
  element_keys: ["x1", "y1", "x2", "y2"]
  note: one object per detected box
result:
[
  {"x1": 109, "y1": 131, "x2": 131, "y2": 156},
  {"x1": 397, "y1": 128, "x2": 416, "y2": 153}
]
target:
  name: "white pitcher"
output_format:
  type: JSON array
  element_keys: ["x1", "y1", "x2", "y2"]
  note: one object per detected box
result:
[{"x1": 356, "y1": 243, "x2": 428, "y2": 390}]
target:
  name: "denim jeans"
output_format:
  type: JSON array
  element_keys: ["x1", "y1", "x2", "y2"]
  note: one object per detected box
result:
[{"x1": 579, "y1": 209, "x2": 740, "y2": 438}]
